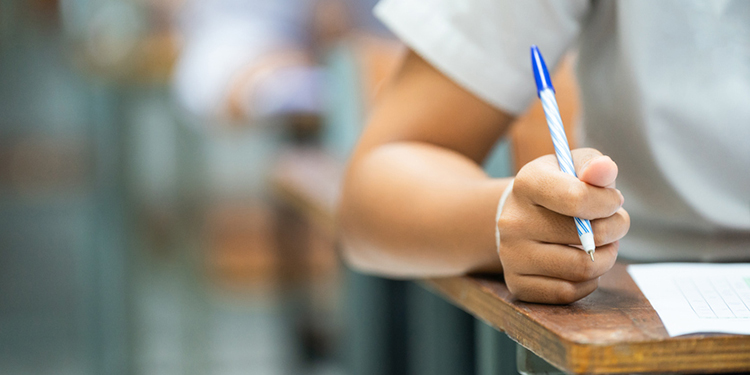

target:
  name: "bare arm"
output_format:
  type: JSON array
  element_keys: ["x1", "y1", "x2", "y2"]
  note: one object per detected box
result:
[
  {"x1": 339, "y1": 50, "x2": 629, "y2": 304},
  {"x1": 338, "y1": 50, "x2": 514, "y2": 277}
]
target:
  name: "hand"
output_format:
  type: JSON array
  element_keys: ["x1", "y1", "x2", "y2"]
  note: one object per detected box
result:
[{"x1": 497, "y1": 148, "x2": 630, "y2": 304}]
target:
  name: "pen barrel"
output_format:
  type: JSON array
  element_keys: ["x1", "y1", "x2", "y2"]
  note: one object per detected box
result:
[
  {"x1": 539, "y1": 89, "x2": 576, "y2": 176},
  {"x1": 538, "y1": 89, "x2": 594, "y2": 243}
]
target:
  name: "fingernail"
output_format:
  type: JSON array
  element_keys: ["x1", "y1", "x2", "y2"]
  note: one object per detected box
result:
[{"x1": 617, "y1": 190, "x2": 624, "y2": 206}]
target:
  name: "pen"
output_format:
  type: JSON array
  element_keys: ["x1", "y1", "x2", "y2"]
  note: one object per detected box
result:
[{"x1": 530, "y1": 45, "x2": 595, "y2": 261}]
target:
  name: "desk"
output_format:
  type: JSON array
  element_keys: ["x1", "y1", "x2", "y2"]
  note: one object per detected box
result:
[
  {"x1": 270, "y1": 148, "x2": 750, "y2": 374},
  {"x1": 426, "y1": 267, "x2": 750, "y2": 374}
]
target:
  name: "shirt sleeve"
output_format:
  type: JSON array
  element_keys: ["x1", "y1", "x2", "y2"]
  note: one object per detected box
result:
[{"x1": 374, "y1": 0, "x2": 591, "y2": 115}]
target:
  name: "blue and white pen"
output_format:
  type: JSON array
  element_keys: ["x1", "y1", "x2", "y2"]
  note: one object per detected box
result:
[{"x1": 531, "y1": 45, "x2": 596, "y2": 261}]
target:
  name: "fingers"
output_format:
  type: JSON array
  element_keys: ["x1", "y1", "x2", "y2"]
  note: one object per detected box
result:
[
  {"x1": 500, "y1": 205, "x2": 630, "y2": 247},
  {"x1": 514, "y1": 151, "x2": 623, "y2": 219},
  {"x1": 502, "y1": 242, "x2": 619, "y2": 282},
  {"x1": 498, "y1": 148, "x2": 626, "y2": 304},
  {"x1": 576, "y1": 154, "x2": 618, "y2": 189},
  {"x1": 499, "y1": 242, "x2": 619, "y2": 304},
  {"x1": 504, "y1": 274, "x2": 600, "y2": 305}
]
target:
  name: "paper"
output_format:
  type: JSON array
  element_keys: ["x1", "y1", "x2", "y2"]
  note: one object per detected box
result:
[{"x1": 628, "y1": 263, "x2": 750, "y2": 336}]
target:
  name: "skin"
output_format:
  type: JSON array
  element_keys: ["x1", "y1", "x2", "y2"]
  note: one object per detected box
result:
[{"x1": 338, "y1": 50, "x2": 630, "y2": 304}]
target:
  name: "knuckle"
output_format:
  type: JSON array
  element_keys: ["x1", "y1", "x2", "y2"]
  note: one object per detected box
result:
[
  {"x1": 497, "y1": 209, "x2": 525, "y2": 240},
  {"x1": 615, "y1": 209, "x2": 630, "y2": 234},
  {"x1": 593, "y1": 218, "x2": 617, "y2": 245},
  {"x1": 504, "y1": 274, "x2": 524, "y2": 296},
  {"x1": 574, "y1": 259, "x2": 600, "y2": 281},
  {"x1": 593, "y1": 208, "x2": 632, "y2": 245},
  {"x1": 608, "y1": 209, "x2": 631, "y2": 240},
  {"x1": 609, "y1": 189, "x2": 624, "y2": 212},
  {"x1": 558, "y1": 279, "x2": 598, "y2": 304},
  {"x1": 554, "y1": 283, "x2": 580, "y2": 304},
  {"x1": 592, "y1": 220, "x2": 610, "y2": 246},
  {"x1": 602, "y1": 242, "x2": 621, "y2": 267},
  {"x1": 565, "y1": 184, "x2": 587, "y2": 216},
  {"x1": 496, "y1": 212, "x2": 514, "y2": 236},
  {"x1": 513, "y1": 169, "x2": 534, "y2": 196},
  {"x1": 610, "y1": 240, "x2": 620, "y2": 254},
  {"x1": 619, "y1": 208, "x2": 631, "y2": 229}
]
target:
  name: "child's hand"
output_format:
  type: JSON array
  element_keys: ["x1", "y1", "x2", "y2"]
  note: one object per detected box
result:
[{"x1": 497, "y1": 148, "x2": 629, "y2": 304}]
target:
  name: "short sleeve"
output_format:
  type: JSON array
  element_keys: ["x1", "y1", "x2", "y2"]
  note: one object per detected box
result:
[{"x1": 374, "y1": 0, "x2": 590, "y2": 115}]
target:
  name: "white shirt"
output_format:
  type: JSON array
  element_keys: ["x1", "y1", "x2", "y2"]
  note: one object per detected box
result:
[{"x1": 375, "y1": 0, "x2": 750, "y2": 261}]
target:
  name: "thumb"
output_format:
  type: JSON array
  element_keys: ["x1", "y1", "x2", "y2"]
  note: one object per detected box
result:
[{"x1": 572, "y1": 148, "x2": 618, "y2": 188}]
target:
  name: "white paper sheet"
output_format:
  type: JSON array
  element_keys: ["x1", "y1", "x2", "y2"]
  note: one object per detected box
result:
[{"x1": 628, "y1": 263, "x2": 750, "y2": 336}]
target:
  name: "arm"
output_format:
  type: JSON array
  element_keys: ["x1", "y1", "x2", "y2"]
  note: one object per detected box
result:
[
  {"x1": 339, "y1": 50, "x2": 513, "y2": 277},
  {"x1": 339, "y1": 50, "x2": 629, "y2": 303}
]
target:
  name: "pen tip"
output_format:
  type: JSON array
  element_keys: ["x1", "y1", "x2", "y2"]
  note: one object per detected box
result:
[{"x1": 589, "y1": 252, "x2": 595, "y2": 262}]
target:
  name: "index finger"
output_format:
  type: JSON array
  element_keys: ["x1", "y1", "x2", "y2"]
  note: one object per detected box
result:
[
  {"x1": 513, "y1": 241, "x2": 619, "y2": 282},
  {"x1": 515, "y1": 155, "x2": 624, "y2": 219}
]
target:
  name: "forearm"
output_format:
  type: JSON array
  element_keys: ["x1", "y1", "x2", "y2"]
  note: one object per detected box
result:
[{"x1": 338, "y1": 141, "x2": 509, "y2": 278}]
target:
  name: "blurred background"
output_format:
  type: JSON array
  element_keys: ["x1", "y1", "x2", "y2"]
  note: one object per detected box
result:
[
  {"x1": 0, "y1": 0, "x2": 573, "y2": 373},
  {"x1": 0, "y1": 0, "x2": 402, "y2": 374}
]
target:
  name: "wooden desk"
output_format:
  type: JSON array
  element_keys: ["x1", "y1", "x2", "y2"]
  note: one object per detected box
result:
[
  {"x1": 426, "y1": 267, "x2": 750, "y2": 374},
  {"x1": 270, "y1": 148, "x2": 750, "y2": 374}
]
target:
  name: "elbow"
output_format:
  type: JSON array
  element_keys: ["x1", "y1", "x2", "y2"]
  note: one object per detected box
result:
[
  {"x1": 335, "y1": 160, "x2": 409, "y2": 279},
  {"x1": 336, "y1": 220, "x2": 414, "y2": 279},
  {"x1": 336, "y1": 198, "x2": 366, "y2": 271},
  {"x1": 336, "y1": 179, "x2": 389, "y2": 276},
  {"x1": 338, "y1": 236, "x2": 383, "y2": 277}
]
